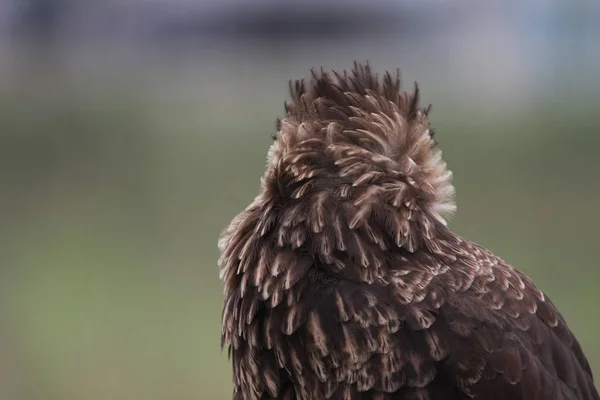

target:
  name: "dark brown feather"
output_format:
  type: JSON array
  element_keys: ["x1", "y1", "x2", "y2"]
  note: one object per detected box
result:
[{"x1": 218, "y1": 62, "x2": 598, "y2": 399}]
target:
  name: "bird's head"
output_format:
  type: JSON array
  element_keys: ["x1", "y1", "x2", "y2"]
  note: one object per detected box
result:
[
  {"x1": 263, "y1": 63, "x2": 456, "y2": 235},
  {"x1": 218, "y1": 63, "x2": 456, "y2": 326}
]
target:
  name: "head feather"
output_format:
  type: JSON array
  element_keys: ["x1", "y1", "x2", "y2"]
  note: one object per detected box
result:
[{"x1": 269, "y1": 62, "x2": 455, "y2": 229}]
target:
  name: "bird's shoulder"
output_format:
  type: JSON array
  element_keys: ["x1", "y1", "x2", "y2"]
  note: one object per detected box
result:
[{"x1": 297, "y1": 238, "x2": 598, "y2": 399}]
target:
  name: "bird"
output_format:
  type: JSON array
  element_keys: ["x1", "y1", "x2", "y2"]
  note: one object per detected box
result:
[{"x1": 217, "y1": 62, "x2": 598, "y2": 399}]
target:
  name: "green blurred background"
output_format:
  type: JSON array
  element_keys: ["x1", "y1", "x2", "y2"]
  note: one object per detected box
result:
[{"x1": 1, "y1": 2, "x2": 600, "y2": 399}]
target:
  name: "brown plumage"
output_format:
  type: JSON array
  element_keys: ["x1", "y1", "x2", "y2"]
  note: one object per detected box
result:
[{"x1": 218, "y1": 62, "x2": 598, "y2": 400}]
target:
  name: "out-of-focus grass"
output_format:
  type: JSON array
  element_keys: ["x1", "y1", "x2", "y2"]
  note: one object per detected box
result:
[{"x1": 1, "y1": 72, "x2": 599, "y2": 400}]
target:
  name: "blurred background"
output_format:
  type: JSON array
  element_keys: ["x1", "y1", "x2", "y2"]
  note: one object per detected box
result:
[{"x1": 1, "y1": 0, "x2": 599, "y2": 399}]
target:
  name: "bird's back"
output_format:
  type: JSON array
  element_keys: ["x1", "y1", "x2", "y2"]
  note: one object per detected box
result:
[{"x1": 228, "y1": 235, "x2": 597, "y2": 399}]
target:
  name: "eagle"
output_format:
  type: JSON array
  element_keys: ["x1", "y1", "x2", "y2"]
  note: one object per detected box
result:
[{"x1": 218, "y1": 62, "x2": 598, "y2": 400}]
